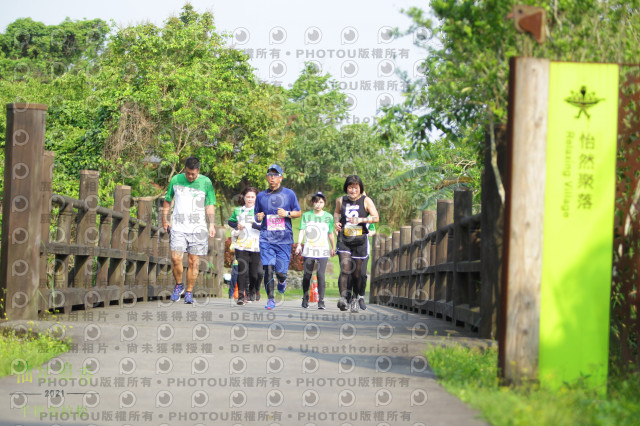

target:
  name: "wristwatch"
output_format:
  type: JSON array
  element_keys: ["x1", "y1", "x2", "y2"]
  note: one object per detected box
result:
[{"x1": 286, "y1": 211, "x2": 290, "y2": 218}]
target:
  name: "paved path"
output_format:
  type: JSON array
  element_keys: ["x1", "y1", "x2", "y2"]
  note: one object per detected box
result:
[{"x1": 0, "y1": 297, "x2": 489, "y2": 426}]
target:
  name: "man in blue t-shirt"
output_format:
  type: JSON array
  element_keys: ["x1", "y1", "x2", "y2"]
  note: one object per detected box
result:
[{"x1": 254, "y1": 164, "x2": 301, "y2": 309}]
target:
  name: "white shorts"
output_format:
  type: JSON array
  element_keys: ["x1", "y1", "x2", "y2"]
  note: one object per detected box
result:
[{"x1": 170, "y1": 230, "x2": 208, "y2": 256}]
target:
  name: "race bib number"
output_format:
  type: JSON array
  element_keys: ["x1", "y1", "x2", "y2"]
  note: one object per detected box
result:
[
  {"x1": 344, "y1": 224, "x2": 363, "y2": 237},
  {"x1": 308, "y1": 239, "x2": 324, "y2": 247},
  {"x1": 267, "y1": 215, "x2": 285, "y2": 231},
  {"x1": 236, "y1": 235, "x2": 254, "y2": 249}
]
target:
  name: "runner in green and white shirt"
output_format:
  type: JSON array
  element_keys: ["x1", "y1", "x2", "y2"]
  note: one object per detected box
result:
[
  {"x1": 295, "y1": 192, "x2": 335, "y2": 310},
  {"x1": 162, "y1": 156, "x2": 216, "y2": 304}
]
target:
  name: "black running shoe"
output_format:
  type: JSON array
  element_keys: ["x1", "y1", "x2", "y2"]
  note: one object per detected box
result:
[
  {"x1": 337, "y1": 297, "x2": 348, "y2": 311},
  {"x1": 358, "y1": 298, "x2": 366, "y2": 311}
]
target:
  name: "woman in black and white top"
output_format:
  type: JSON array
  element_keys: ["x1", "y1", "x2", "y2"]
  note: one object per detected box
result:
[{"x1": 334, "y1": 175, "x2": 379, "y2": 313}]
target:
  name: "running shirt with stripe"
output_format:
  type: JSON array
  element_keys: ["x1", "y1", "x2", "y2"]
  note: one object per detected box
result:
[
  {"x1": 165, "y1": 174, "x2": 216, "y2": 234},
  {"x1": 299, "y1": 210, "x2": 334, "y2": 258},
  {"x1": 229, "y1": 206, "x2": 260, "y2": 252}
]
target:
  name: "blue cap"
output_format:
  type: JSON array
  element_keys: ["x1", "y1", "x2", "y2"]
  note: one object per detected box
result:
[
  {"x1": 313, "y1": 191, "x2": 326, "y2": 201},
  {"x1": 267, "y1": 164, "x2": 283, "y2": 175}
]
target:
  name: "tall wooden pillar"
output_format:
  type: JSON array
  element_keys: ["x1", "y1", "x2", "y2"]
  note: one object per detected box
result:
[
  {"x1": 0, "y1": 104, "x2": 47, "y2": 320},
  {"x1": 74, "y1": 170, "x2": 99, "y2": 289},
  {"x1": 137, "y1": 197, "x2": 153, "y2": 301},
  {"x1": 434, "y1": 199, "x2": 453, "y2": 318},
  {"x1": 453, "y1": 190, "x2": 473, "y2": 325},
  {"x1": 39, "y1": 151, "x2": 55, "y2": 311},
  {"x1": 109, "y1": 185, "x2": 131, "y2": 294}
]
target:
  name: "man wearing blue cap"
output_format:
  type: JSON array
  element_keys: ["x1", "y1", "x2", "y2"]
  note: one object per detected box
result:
[{"x1": 255, "y1": 164, "x2": 301, "y2": 309}]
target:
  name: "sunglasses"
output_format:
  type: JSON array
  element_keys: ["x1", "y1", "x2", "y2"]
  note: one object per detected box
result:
[{"x1": 266, "y1": 173, "x2": 282, "y2": 177}]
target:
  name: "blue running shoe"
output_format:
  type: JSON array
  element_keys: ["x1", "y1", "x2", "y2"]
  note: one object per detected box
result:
[
  {"x1": 277, "y1": 280, "x2": 287, "y2": 294},
  {"x1": 171, "y1": 283, "x2": 184, "y2": 301},
  {"x1": 184, "y1": 291, "x2": 194, "y2": 304},
  {"x1": 265, "y1": 298, "x2": 275, "y2": 310}
]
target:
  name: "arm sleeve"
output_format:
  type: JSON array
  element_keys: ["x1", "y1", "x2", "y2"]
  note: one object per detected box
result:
[
  {"x1": 252, "y1": 198, "x2": 263, "y2": 230},
  {"x1": 228, "y1": 206, "x2": 241, "y2": 228},
  {"x1": 254, "y1": 193, "x2": 263, "y2": 215},
  {"x1": 299, "y1": 212, "x2": 307, "y2": 230}
]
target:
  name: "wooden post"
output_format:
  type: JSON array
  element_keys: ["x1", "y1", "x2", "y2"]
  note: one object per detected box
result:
[
  {"x1": 213, "y1": 228, "x2": 225, "y2": 297},
  {"x1": 158, "y1": 231, "x2": 171, "y2": 291},
  {"x1": 74, "y1": 170, "x2": 99, "y2": 289},
  {"x1": 39, "y1": 151, "x2": 55, "y2": 311},
  {"x1": 124, "y1": 217, "x2": 138, "y2": 289},
  {"x1": 206, "y1": 234, "x2": 215, "y2": 295},
  {"x1": 385, "y1": 236, "x2": 393, "y2": 303},
  {"x1": 54, "y1": 200, "x2": 73, "y2": 293},
  {"x1": 0, "y1": 104, "x2": 46, "y2": 320},
  {"x1": 453, "y1": 190, "x2": 473, "y2": 327},
  {"x1": 499, "y1": 57, "x2": 549, "y2": 384},
  {"x1": 399, "y1": 225, "x2": 412, "y2": 309},
  {"x1": 150, "y1": 227, "x2": 159, "y2": 285},
  {"x1": 137, "y1": 197, "x2": 153, "y2": 301},
  {"x1": 156, "y1": 198, "x2": 170, "y2": 293},
  {"x1": 109, "y1": 185, "x2": 131, "y2": 296},
  {"x1": 421, "y1": 210, "x2": 436, "y2": 313},
  {"x1": 195, "y1": 256, "x2": 206, "y2": 295},
  {"x1": 375, "y1": 236, "x2": 389, "y2": 304},
  {"x1": 148, "y1": 224, "x2": 159, "y2": 294},
  {"x1": 96, "y1": 212, "x2": 112, "y2": 288},
  {"x1": 409, "y1": 218, "x2": 422, "y2": 310},
  {"x1": 470, "y1": 223, "x2": 482, "y2": 315},
  {"x1": 391, "y1": 230, "x2": 400, "y2": 306},
  {"x1": 372, "y1": 235, "x2": 385, "y2": 303},
  {"x1": 434, "y1": 200, "x2": 453, "y2": 318},
  {"x1": 369, "y1": 233, "x2": 379, "y2": 304},
  {"x1": 481, "y1": 125, "x2": 507, "y2": 338}
]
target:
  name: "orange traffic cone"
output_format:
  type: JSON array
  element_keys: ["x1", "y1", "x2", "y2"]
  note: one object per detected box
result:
[
  {"x1": 233, "y1": 283, "x2": 238, "y2": 299},
  {"x1": 310, "y1": 276, "x2": 319, "y2": 303}
]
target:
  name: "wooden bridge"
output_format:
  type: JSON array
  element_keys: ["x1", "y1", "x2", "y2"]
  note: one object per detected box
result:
[
  {"x1": 0, "y1": 106, "x2": 490, "y2": 423},
  {"x1": 0, "y1": 103, "x2": 502, "y2": 342}
]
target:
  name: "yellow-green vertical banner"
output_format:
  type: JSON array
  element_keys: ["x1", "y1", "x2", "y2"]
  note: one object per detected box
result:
[{"x1": 540, "y1": 62, "x2": 618, "y2": 390}]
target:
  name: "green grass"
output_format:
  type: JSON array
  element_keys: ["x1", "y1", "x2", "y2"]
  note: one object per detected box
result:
[
  {"x1": 426, "y1": 345, "x2": 640, "y2": 426},
  {"x1": 0, "y1": 327, "x2": 70, "y2": 378}
]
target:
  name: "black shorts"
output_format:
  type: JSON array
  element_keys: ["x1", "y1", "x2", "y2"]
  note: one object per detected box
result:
[{"x1": 336, "y1": 236, "x2": 368, "y2": 259}]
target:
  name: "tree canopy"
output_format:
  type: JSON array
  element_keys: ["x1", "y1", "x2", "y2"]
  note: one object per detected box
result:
[
  {"x1": 0, "y1": 5, "x2": 411, "y2": 227},
  {"x1": 377, "y1": 0, "x2": 640, "y2": 209}
]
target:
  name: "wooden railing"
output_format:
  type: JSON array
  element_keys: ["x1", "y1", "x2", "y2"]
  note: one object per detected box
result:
[
  {"x1": 0, "y1": 104, "x2": 225, "y2": 320},
  {"x1": 38, "y1": 155, "x2": 226, "y2": 313},
  {"x1": 370, "y1": 190, "x2": 492, "y2": 334}
]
